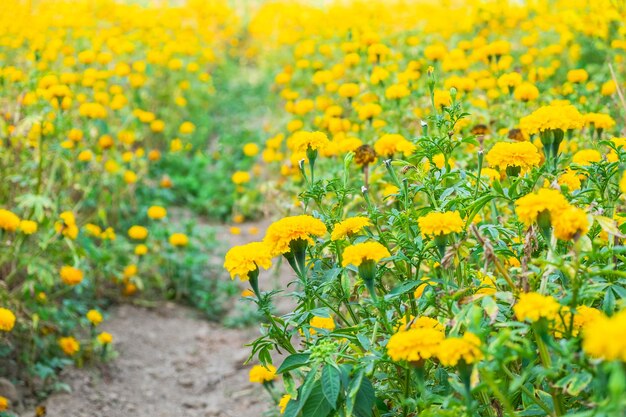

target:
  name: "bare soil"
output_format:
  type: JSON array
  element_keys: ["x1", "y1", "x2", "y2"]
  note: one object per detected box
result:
[{"x1": 28, "y1": 220, "x2": 295, "y2": 417}]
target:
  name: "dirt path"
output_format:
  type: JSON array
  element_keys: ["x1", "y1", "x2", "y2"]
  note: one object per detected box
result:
[
  {"x1": 35, "y1": 220, "x2": 293, "y2": 417},
  {"x1": 42, "y1": 303, "x2": 269, "y2": 417}
]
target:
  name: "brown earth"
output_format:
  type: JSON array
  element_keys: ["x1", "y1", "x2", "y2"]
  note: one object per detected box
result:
[{"x1": 24, "y1": 221, "x2": 295, "y2": 417}]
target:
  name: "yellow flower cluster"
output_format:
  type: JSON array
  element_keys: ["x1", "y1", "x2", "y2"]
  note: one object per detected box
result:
[
  {"x1": 330, "y1": 216, "x2": 372, "y2": 241},
  {"x1": 58, "y1": 336, "x2": 80, "y2": 356},
  {"x1": 437, "y1": 332, "x2": 483, "y2": 366},
  {"x1": 387, "y1": 327, "x2": 445, "y2": 362},
  {"x1": 0, "y1": 308, "x2": 16, "y2": 332},
  {"x1": 582, "y1": 309, "x2": 626, "y2": 361},
  {"x1": 513, "y1": 292, "x2": 561, "y2": 322},
  {"x1": 249, "y1": 364, "x2": 277, "y2": 384}
]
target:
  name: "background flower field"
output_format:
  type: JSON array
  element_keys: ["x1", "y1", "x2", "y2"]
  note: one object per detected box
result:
[{"x1": 1, "y1": 0, "x2": 626, "y2": 416}]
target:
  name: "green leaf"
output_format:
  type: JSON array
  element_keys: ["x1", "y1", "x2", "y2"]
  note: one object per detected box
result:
[
  {"x1": 353, "y1": 377, "x2": 375, "y2": 417},
  {"x1": 321, "y1": 365, "x2": 341, "y2": 408},
  {"x1": 277, "y1": 353, "x2": 311, "y2": 374},
  {"x1": 301, "y1": 381, "x2": 332, "y2": 417},
  {"x1": 555, "y1": 372, "x2": 592, "y2": 396}
]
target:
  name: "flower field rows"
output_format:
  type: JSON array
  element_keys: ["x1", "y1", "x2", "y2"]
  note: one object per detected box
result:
[{"x1": 2, "y1": 0, "x2": 626, "y2": 416}]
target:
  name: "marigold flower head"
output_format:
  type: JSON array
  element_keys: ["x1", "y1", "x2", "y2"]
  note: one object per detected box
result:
[
  {"x1": 169, "y1": 233, "x2": 189, "y2": 247},
  {"x1": 58, "y1": 336, "x2": 80, "y2": 356},
  {"x1": 60, "y1": 265, "x2": 84, "y2": 286},
  {"x1": 567, "y1": 69, "x2": 589, "y2": 83},
  {"x1": 557, "y1": 170, "x2": 581, "y2": 191},
  {"x1": 264, "y1": 215, "x2": 327, "y2": 256},
  {"x1": 0, "y1": 209, "x2": 20, "y2": 232},
  {"x1": 572, "y1": 149, "x2": 602, "y2": 166},
  {"x1": 309, "y1": 315, "x2": 336, "y2": 333},
  {"x1": 584, "y1": 112, "x2": 615, "y2": 131},
  {"x1": 387, "y1": 327, "x2": 445, "y2": 362},
  {"x1": 249, "y1": 364, "x2": 277, "y2": 383},
  {"x1": 86, "y1": 309, "x2": 103, "y2": 326},
  {"x1": 513, "y1": 82, "x2": 539, "y2": 102},
  {"x1": 0, "y1": 396, "x2": 8, "y2": 411},
  {"x1": 486, "y1": 141, "x2": 541, "y2": 171},
  {"x1": 582, "y1": 309, "x2": 626, "y2": 361},
  {"x1": 417, "y1": 211, "x2": 464, "y2": 237},
  {"x1": 330, "y1": 216, "x2": 372, "y2": 241},
  {"x1": 147, "y1": 206, "x2": 167, "y2": 219},
  {"x1": 97, "y1": 332, "x2": 113, "y2": 345},
  {"x1": 514, "y1": 188, "x2": 570, "y2": 226},
  {"x1": 278, "y1": 394, "x2": 291, "y2": 414},
  {"x1": 0, "y1": 308, "x2": 16, "y2": 332},
  {"x1": 341, "y1": 241, "x2": 390, "y2": 267},
  {"x1": 224, "y1": 242, "x2": 273, "y2": 281},
  {"x1": 374, "y1": 134, "x2": 415, "y2": 157},
  {"x1": 552, "y1": 206, "x2": 589, "y2": 241},
  {"x1": 434, "y1": 89, "x2": 451, "y2": 108},
  {"x1": 231, "y1": 171, "x2": 251, "y2": 185},
  {"x1": 437, "y1": 332, "x2": 483, "y2": 366},
  {"x1": 128, "y1": 225, "x2": 148, "y2": 240},
  {"x1": 292, "y1": 131, "x2": 330, "y2": 153},
  {"x1": 243, "y1": 143, "x2": 259, "y2": 156},
  {"x1": 519, "y1": 104, "x2": 584, "y2": 135},
  {"x1": 398, "y1": 315, "x2": 443, "y2": 332},
  {"x1": 514, "y1": 292, "x2": 560, "y2": 322},
  {"x1": 19, "y1": 219, "x2": 37, "y2": 234}
]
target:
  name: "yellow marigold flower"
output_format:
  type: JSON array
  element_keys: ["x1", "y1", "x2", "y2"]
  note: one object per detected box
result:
[
  {"x1": 78, "y1": 150, "x2": 94, "y2": 162},
  {"x1": 0, "y1": 396, "x2": 8, "y2": 411},
  {"x1": 621, "y1": 172, "x2": 626, "y2": 194},
  {"x1": 97, "y1": 332, "x2": 113, "y2": 345},
  {"x1": 552, "y1": 206, "x2": 589, "y2": 241},
  {"x1": 243, "y1": 143, "x2": 259, "y2": 156},
  {"x1": 582, "y1": 309, "x2": 626, "y2": 361},
  {"x1": 263, "y1": 215, "x2": 327, "y2": 256},
  {"x1": 434, "y1": 89, "x2": 452, "y2": 109},
  {"x1": 437, "y1": 332, "x2": 483, "y2": 366},
  {"x1": 417, "y1": 211, "x2": 464, "y2": 237},
  {"x1": 124, "y1": 170, "x2": 137, "y2": 184},
  {"x1": 135, "y1": 244, "x2": 148, "y2": 256},
  {"x1": 414, "y1": 279, "x2": 433, "y2": 298},
  {"x1": 513, "y1": 82, "x2": 539, "y2": 102},
  {"x1": 249, "y1": 364, "x2": 277, "y2": 384},
  {"x1": 398, "y1": 315, "x2": 443, "y2": 332},
  {"x1": 19, "y1": 219, "x2": 37, "y2": 234},
  {"x1": 567, "y1": 69, "x2": 589, "y2": 83},
  {"x1": 519, "y1": 104, "x2": 584, "y2": 135},
  {"x1": 385, "y1": 84, "x2": 411, "y2": 100},
  {"x1": 86, "y1": 309, "x2": 103, "y2": 326},
  {"x1": 60, "y1": 266, "x2": 83, "y2": 286},
  {"x1": 128, "y1": 225, "x2": 148, "y2": 240},
  {"x1": 558, "y1": 170, "x2": 581, "y2": 191},
  {"x1": 309, "y1": 315, "x2": 336, "y2": 333},
  {"x1": 330, "y1": 217, "x2": 372, "y2": 241},
  {"x1": 231, "y1": 171, "x2": 251, "y2": 185},
  {"x1": 572, "y1": 305, "x2": 603, "y2": 336},
  {"x1": 58, "y1": 336, "x2": 80, "y2": 356},
  {"x1": 585, "y1": 112, "x2": 615, "y2": 131},
  {"x1": 514, "y1": 292, "x2": 560, "y2": 322},
  {"x1": 514, "y1": 188, "x2": 570, "y2": 226},
  {"x1": 179, "y1": 121, "x2": 195, "y2": 134},
  {"x1": 485, "y1": 141, "x2": 541, "y2": 171},
  {"x1": 357, "y1": 103, "x2": 382, "y2": 120},
  {"x1": 572, "y1": 149, "x2": 602, "y2": 166},
  {"x1": 292, "y1": 131, "x2": 330, "y2": 153},
  {"x1": 169, "y1": 233, "x2": 189, "y2": 247},
  {"x1": 56, "y1": 211, "x2": 78, "y2": 239},
  {"x1": 0, "y1": 308, "x2": 16, "y2": 332},
  {"x1": 147, "y1": 206, "x2": 167, "y2": 220},
  {"x1": 374, "y1": 134, "x2": 415, "y2": 157},
  {"x1": 278, "y1": 394, "x2": 291, "y2": 414},
  {"x1": 387, "y1": 327, "x2": 445, "y2": 362},
  {"x1": 341, "y1": 241, "x2": 390, "y2": 267},
  {"x1": 338, "y1": 82, "x2": 359, "y2": 98},
  {"x1": 0, "y1": 209, "x2": 21, "y2": 232},
  {"x1": 224, "y1": 242, "x2": 273, "y2": 281},
  {"x1": 601, "y1": 80, "x2": 616, "y2": 96}
]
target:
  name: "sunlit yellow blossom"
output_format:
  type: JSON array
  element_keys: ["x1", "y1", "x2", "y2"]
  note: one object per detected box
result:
[
  {"x1": 97, "y1": 332, "x2": 113, "y2": 345},
  {"x1": 514, "y1": 188, "x2": 570, "y2": 226},
  {"x1": 437, "y1": 332, "x2": 483, "y2": 366},
  {"x1": 0, "y1": 209, "x2": 21, "y2": 232},
  {"x1": 128, "y1": 225, "x2": 148, "y2": 240},
  {"x1": 341, "y1": 242, "x2": 390, "y2": 267},
  {"x1": 374, "y1": 134, "x2": 415, "y2": 157},
  {"x1": 58, "y1": 336, "x2": 80, "y2": 356},
  {"x1": 486, "y1": 141, "x2": 541, "y2": 172},
  {"x1": 330, "y1": 217, "x2": 372, "y2": 241},
  {"x1": 552, "y1": 206, "x2": 589, "y2": 241},
  {"x1": 514, "y1": 292, "x2": 560, "y2": 322},
  {"x1": 19, "y1": 219, "x2": 37, "y2": 234},
  {"x1": 418, "y1": 211, "x2": 464, "y2": 237},
  {"x1": 309, "y1": 316, "x2": 336, "y2": 333},
  {"x1": 60, "y1": 266, "x2": 83, "y2": 286},
  {"x1": 231, "y1": 171, "x2": 251, "y2": 184},
  {"x1": 224, "y1": 242, "x2": 273, "y2": 281},
  {"x1": 387, "y1": 327, "x2": 445, "y2": 362},
  {"x1": 582, "y1": 309, "x2": 626, "y2": 361},
  {"x1": 278, "y1": 394, "x2": 291, "y2": 414},
  {"x1": 263, "y1": 215, "x2": 327, "y2": 256},
  {"x1": 572, "y1": 149, "x2": 602, "y2": 166},
  {"x1": 249, "y1": 364, "x2": 276, "y2": 383},
  {"x1": 292, "y1": 131, "x2": 330, "y2": 153},
  {"x1": 147, "y1": 206, "x2": 167, "y2": 220},
  {"x1": 169, "y1": 233, "x2": 189, "y2": 247},
  {"x1": 0, "y1": 308, "x2": 16, "y2": 332},
  {"x1": 86, "y1": 310, "x2": 103, "y2": 326}
]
